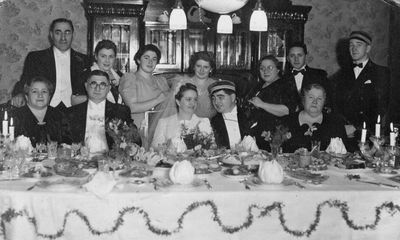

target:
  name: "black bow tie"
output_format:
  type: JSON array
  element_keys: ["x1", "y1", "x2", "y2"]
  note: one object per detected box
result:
[
  {"x1": 352, "y1": 63, "x2": 363, "y2": 68},
  {"x1": 292, "y1": 69, "x2": 306, "y2": 76}
]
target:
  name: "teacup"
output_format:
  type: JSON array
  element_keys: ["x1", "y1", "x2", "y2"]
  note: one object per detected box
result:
[
  {"x1": 158, "y1": 11, "x2": 169, "y2": 23},
  {"x1": 232, "y1": 13, "x2": 241, "y2": 24}
]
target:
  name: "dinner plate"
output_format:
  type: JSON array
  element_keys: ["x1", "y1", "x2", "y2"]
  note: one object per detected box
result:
[{"x1": 221, "y1": 168, "x2": 253, "y2": 180}]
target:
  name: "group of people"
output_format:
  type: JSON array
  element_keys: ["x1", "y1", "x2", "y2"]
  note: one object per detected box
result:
[{"x1": 7, "y1": 18, "x2": 390, "y2": 155}]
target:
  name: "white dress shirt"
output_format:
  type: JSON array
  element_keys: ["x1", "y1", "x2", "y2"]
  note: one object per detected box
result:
[
  {"x1": 353, "y1": 59, "x2": 369, "y2": 79},
  {"x1": 293, "y1": 66, "x2": 306, "y2": 92},
  {"x1": 222, "y1": 106, "x2": 241, "y2": 149},
  {"x1": 84, "y1": 100, "x2": 108, "y2": 154},
  {"x1": 51, "y1": 47, "x2": 72, "y2": 107}
]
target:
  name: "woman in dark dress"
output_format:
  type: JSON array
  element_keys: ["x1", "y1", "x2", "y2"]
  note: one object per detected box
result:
[
  {"x1": 72, "y1": 39, "x2": 123, "y2": 105},
  {"x1": 282, "y1": 83, "x2": 347, "y2": 153},
  {"x1": 13, "y1": 76, "x2": 71, "y2": 146},
  {"x1": 248, "y1": 55, "x2": 298, "y2": 150}
]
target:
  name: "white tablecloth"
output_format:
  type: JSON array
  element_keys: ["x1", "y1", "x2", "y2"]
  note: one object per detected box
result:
[{"x1": 0, "y1": 168, "x2": 400, "y2": 240}]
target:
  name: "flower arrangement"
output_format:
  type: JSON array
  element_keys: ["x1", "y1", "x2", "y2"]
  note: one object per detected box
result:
[
  {"x1": 180, "y1": 122, "x2": 216, "y2": 151},
  {"x1": 105, "y1": 118, "x2": 141, "y2": 163},
  {"x1": 261, "y1": 125, "x2": 291, "y2": 157}
]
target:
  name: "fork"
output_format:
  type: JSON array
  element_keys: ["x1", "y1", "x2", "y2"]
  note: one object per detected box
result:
[{"x1": 203, "y1": 179, "x2": 212, "y2": 190}]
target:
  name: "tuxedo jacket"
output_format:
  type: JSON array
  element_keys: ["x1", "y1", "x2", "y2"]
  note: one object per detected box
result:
[
  {"x1": 334, "y1": 60, "x2": 390, "y2": 130},
  {"x1": 210, "y1": 109, "x2": 252, "y2": 149},
  {"x1": 66, "y1": 100, "x2": 138, "y2": 146},
  {"x1": 283, "y1": 66, "x2": 332, "y2": 110},
  {"x1": 12, "y1": 105, "x2": 72, "y2": 146},
  {"x1": 13, "y1": 47, "x2": 89, "y2": 96}
]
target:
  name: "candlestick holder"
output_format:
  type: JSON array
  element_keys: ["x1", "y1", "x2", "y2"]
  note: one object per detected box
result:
[{"x1": 359, "y1": 136, "x2": 385, "y2": 168}]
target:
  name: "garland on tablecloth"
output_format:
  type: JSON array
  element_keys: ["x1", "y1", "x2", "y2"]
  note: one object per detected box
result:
[{"x1": 1, "y1": 199, "x2": 400, "y2": 239}]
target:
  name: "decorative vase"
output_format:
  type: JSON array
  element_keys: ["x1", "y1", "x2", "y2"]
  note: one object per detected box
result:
[{"x1": 270, "y1": 143, "x2": 281, "y2": 159}]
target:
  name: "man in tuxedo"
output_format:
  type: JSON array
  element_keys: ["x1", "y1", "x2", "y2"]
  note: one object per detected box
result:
[
  {"x1": 12, "y1": 18, "x2": 89, "y2": 111},
  {"x1": 209, "y1": 80, "x2": 253, "y2": 149},
  {"x1": 334, "y1": 31, "x2": 390, "y2": 148},
  {"x1": 284, "y1": 42, "x2": 332, "y2": 111},
  {"x1": 67, "y1": 70, "x2": 140, "y2": 154}
]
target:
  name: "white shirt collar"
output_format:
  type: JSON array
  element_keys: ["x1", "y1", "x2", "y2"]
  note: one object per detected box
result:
[
  {"x1": 223, "y1": 105, "x2": 238, "y2": 116},
  {"x1": 53, "y1": 47, "x2": 70, "y2": 58},
  {"x1": 88, "y1": 99, "x2": 106, "y2": 112}
]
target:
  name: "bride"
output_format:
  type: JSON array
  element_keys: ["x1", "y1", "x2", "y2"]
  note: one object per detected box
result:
[{"x1": 151, "y1": 83, "x2": 213, "y2": 149}]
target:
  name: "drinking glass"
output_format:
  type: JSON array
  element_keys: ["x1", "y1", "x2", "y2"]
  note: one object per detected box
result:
[
  {"x1": 47, "y1": 141, "x2": 58, "y2": 159},
  {"x1": 97, "y1": 159, "x2": 109, "y2": 173}
]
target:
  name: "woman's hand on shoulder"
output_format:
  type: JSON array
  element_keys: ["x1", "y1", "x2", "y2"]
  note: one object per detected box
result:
[{"x1": 249, "y1": 97, "x2": 264, "y2": 108}]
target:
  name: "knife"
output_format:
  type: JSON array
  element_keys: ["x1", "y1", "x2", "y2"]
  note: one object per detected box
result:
[{"x1": 356, "y1": 179, "x2": 399, "y2": 189}]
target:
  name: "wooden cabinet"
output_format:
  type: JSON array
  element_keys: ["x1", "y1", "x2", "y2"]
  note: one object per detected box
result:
[
  {"x1": 145, "y1": 1, "x2": 311, "y2": 74},
  {"x1": 83, "y1": 0, "x2": 148, "y2": 73}
]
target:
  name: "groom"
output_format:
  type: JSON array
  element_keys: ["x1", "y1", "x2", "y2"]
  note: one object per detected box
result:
[{"x1": 209, "y1": 80, "x2": 253, "y2": 149}]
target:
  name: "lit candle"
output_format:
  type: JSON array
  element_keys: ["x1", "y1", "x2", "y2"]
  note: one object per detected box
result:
[
  {"x1": 375, "y1": 115, "x2": 381, "y2": 138},
  {"x1": 361, "y1": 122, "x2": 367, "y2": 143},
  {"x1": 2, "y1": 111, "x2": 8, "y2": 136},
  {"x1": 9, "y1": 117, "x2": 14, "y2": 141},
  {"x1": 390, "y1": 122, "x2": 396, "y2": 146}
]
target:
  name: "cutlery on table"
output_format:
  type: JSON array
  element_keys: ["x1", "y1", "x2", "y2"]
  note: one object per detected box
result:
[
  {"x1": 27, "y1": 184, "x2": 36, "y2": 191},
  {"x1": 203, "y1": 179, "x2": 212, "y2": 190},
  {"x1": 240, "y1": 179, "x2": 251, "y2": 190},
  {"x1": 356, "y1": 179, "x2": 399, "y2": 189}
]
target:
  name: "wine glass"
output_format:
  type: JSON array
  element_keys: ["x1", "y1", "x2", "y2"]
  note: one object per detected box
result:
[{"x1": 109, "y1": 158, "x2": 122, "y2": 178}]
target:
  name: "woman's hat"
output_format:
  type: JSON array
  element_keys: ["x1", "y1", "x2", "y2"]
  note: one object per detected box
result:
[{"x1": 208, "y1": 80, "x2": 236, "y2": 94}]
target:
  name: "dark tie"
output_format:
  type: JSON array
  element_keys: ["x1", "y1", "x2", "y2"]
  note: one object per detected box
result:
[
  {"x1": 292, "y1": 69, "x2": 306, "y2": 76},
  {"x1": 352, "y1": 63, "x2": 363, "y2": 68}
]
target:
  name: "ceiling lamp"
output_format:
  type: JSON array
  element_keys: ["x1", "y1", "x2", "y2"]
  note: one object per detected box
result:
[
  {"x1": 195, "y1": 0, "x2": 249, "y2": 14},
  {"x1": 217, "y1": 15, "x2": 233, "y2": 34},
  {"x1": 169, "y1": 0, "x2": 187, "y2": 30},
  {"x1": 249, "y1": 0, "x2": 268, "y2": 32}
]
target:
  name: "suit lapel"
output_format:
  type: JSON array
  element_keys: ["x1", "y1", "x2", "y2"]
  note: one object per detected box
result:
[
  {"x1": 214, "y1": 113, "x2": 230, "y2": 148},
  {"x1": 47, "y1": 48, "x2": 56, "y2": 85}
]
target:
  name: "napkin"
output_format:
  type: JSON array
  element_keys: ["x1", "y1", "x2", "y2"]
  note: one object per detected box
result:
[
  {"x1": 14, "y1": 135, "x2": 33, "y2": 155},
  {"x1": 83, "y1": 172, "x2": 117, "y2": 198},
  {"x1": 326, "y1": 137, "x2": 347, "y2": 154},
  {"x1": 239, "y1": 136, "x2": 259, "y2": 152}
]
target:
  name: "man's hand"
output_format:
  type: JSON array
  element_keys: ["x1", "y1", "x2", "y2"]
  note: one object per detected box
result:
[
  {"x1": 71, "y1": 95, "x2": 87, "y2": 106},
  {"x1": 11, "y1": 93, "x2": 26, "y2": 107}
]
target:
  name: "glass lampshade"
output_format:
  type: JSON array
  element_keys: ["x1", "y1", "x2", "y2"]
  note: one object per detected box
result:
[
  {"x1": 169, "y1": 7, "x2": 187, "y2": 30},
  {"x1": 249, "y1": 9, "x2": 268, "y2": 31},
  {"x1": 217, "y1": 15, "x2": 233, "y2": 34}
]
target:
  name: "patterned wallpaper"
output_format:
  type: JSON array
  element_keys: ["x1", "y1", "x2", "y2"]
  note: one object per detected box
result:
[
  {"x1": 0, "y1": 0, "x2": 391, "y2": 103},
  {"x1": 0, "y1": 0, "x2": 87, "y2": 103},
  {"x1": 292, "y1": 0, "x2": 390, "y2": 75}
]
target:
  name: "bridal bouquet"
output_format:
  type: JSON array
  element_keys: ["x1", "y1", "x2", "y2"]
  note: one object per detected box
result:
[
  {"x1": 180, "y1": 123, "x2": 216, "y2": 151},
  {"x1": 105, "y1": 118, "x2": 141, "y2": 163}
]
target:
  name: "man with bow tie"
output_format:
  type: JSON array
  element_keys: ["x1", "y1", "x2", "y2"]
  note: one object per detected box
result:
[
  {"x1": 67, "y1": 70, "x2": 140, "y2": 155},
  {"x1": 283, "y1": 42, "x2": 332, "y2": 111},
  {"x1": 334, "y1": 31, "x2": 390, "y2": 150},
  {"x1": 12, "y1": 18, "x2": 89, "y2": 111},
  {"x1": 209, "y1": 81, "x2": 254, "y2": 149}
]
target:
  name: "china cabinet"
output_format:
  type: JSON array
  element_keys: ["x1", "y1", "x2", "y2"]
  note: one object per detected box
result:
[
  {"x1": 83, "y1": 0, "x2": 148, "y2": 73},
  {"x1": 144, "y1": 1, "x2": 311, "y2": 73}
]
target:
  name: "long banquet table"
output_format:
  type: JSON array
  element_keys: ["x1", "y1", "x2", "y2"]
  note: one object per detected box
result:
[{"x1": 0, "y1": 167, "x2": 400, "y2": 240}]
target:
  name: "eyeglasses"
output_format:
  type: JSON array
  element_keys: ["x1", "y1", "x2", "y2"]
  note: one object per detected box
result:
[
  {"x1": 88, "y1": 81, "x2": 109, "y2": 90},
  {"x1": 260, "y1": 66, "x2": 276, "y2": 72}
]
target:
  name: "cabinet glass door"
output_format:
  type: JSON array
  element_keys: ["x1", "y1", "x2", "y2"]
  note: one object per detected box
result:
[
  {"x1": 145, "y1": 22, "x2": 182, "y2": 73},
  {"x1": 216, "y1": 30, "x2": 251, "y2": 70},
  {"x1": 92, "y1": 17, "x2": 139, "y2": 73}
]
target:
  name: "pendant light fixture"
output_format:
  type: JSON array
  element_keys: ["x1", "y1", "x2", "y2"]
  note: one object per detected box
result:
[
  {"x1": 169, "y1": 0, "x2": 187, "y2": 30},
  {"x1": 249, "y1": 0, "x2": 268, "y2": 32},
  {"x1": 217, "y1": 14, "x2": 233, "y2": 34}
]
